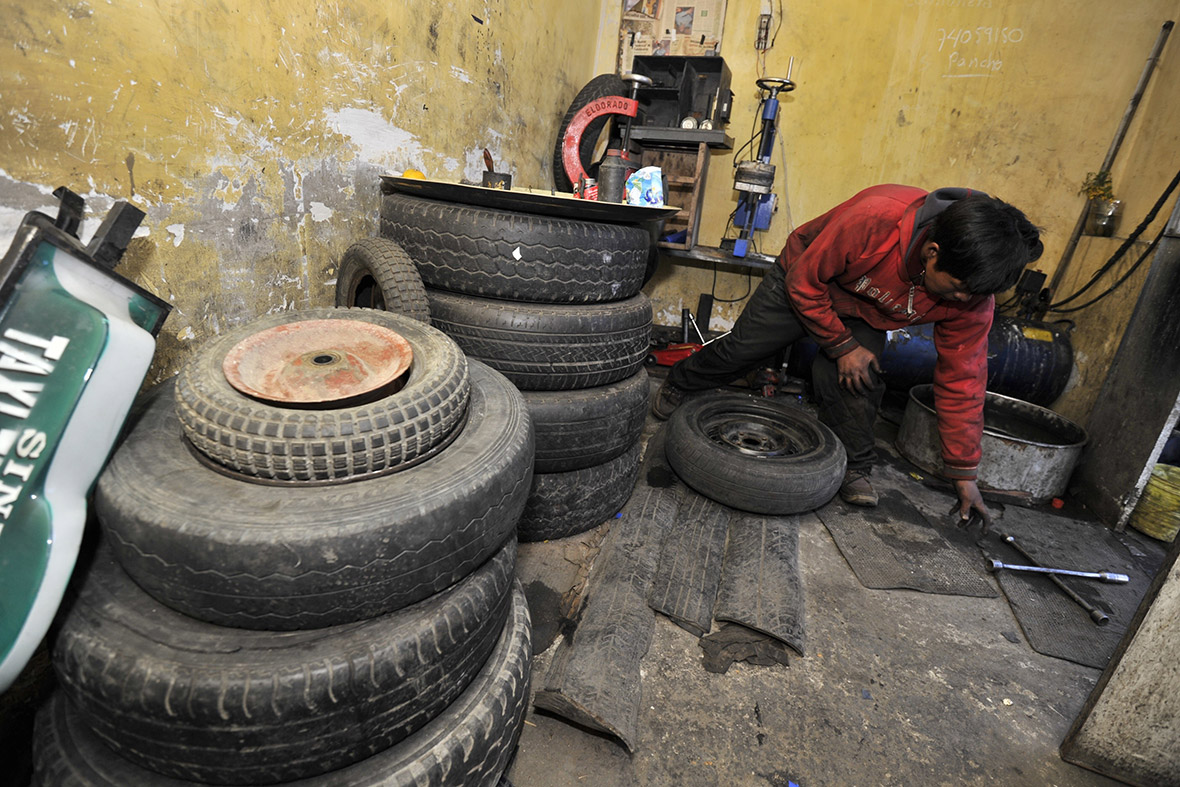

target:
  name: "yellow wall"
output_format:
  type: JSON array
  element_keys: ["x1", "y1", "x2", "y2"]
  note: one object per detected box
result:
[
  {"x1": 643, "y1": 0, "x2": 1180, "y2": 423},
  {"x1": 0, "y1": 0, "x2": 612, "y2": 382},
  {"x1": 2, "y1": 0, "x2": 1177, "y2": 421}
]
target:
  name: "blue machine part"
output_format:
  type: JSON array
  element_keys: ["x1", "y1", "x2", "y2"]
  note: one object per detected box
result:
[
  {"x1": 760, "y1": 97, "x2": 780, "y2": 131},
  {"x1": 735, "y1": 193, "x2": 776, "y2": 233},
  {"x1": 787, "y1": 316, "x2": 1074, "y2": 406}
]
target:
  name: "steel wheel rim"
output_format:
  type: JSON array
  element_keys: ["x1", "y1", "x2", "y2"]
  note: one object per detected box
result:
[
  {"x1": 701, "y1": 409, "x2": 806, "y2": 458},
  {"x1": 222, "y1": 318, "x2": 413, "y2": 405}
]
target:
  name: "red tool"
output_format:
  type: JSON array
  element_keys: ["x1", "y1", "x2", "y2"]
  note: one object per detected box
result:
[
  {"x1": 646, "y1": 342, "x2": 703, "y2": 367},
  {"x1": 560, "y1": 73, "x2": 652, "y2": 191}
]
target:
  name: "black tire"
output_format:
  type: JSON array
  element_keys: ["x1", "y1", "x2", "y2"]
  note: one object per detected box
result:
[
  {"x1": 175, "y1": 307, "x2": 468, "y2": 483},
  {"x1": 427, "y1": 289, "x2": 652, "y2": 391},
  {"x1": 379, "y1": 193, "x2": 651, "y2": 304},
  {"x1": 552, "y1": 74, "x2": 627, "y2": 192},
  {"x1": 96, "y1": 362, "x2": 533, "y2": 630},
  {"x1": 335, "y1": 238, "x2": 431, "y2": 322},
  {"x1": 34, "y1": 586, "x2": 532, "y2": 787},
  {"x1": 517, "y1": 440, "x2": 642, "y2": 542},
  {"x1": 50, "y1": 541, "x2": 516, "y2": 785},
  {"x1": 524, "y1": 369, "x2": 649, "y2": 472},
  {"x1": 665, "y1": 393, "x2": 847, "y2": 514}
]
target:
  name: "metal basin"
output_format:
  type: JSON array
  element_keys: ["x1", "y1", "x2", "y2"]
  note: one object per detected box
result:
[{"x1": 896, "y1": 384, "x2": 1088, "y2": 503}]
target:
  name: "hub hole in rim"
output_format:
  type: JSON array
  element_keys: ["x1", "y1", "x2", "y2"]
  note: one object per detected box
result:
[{"x1": 704, "y1": 413, "x2": 803, "y2": 458}]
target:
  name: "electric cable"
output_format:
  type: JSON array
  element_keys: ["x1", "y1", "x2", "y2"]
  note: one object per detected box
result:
[
  {"x1": 1049, "y1": 165, "x2": 1180, "y2": 309},
  {"x1": 711, "y1": 264, "x2": 753, "y2": 304},
  {"x1": 1048, "y1": 224, "x2": 1165, "y2": 314}
]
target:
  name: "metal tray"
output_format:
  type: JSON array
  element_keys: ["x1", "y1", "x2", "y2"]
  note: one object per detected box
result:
[{"x1": 380, "y1": 175, "x2": 680, "y2": 223}]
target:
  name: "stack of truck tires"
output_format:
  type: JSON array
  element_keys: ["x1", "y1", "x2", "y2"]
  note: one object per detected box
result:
[
  {"x1": 33, "y1": 306, "x2": 535, "y2": 787},
  {"x1": 379, "y1": 193, "x2": 653, "y2": 543}
]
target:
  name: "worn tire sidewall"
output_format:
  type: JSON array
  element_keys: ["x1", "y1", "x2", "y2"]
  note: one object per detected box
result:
[{"x1": 97, "y1": 362, "x2": 533, "y2": 629}]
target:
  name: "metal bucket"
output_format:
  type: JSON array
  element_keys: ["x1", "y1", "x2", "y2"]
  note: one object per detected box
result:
[{"x1": 896, "y1": 384, "x2": 1088, "y2": 503}]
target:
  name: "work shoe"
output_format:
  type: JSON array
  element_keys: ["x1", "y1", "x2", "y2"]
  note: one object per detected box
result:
[
  {"x1": 839, "y1": 468, "x2": 878, "y2": 507},
  {"x1": 651, "y1": 379, "x2": 688, "y2": 420}
]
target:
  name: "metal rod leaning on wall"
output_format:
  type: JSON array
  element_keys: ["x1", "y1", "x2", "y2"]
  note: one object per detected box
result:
[{"x1": 1049, "y1": 20, "x2": 1174, "y2": 296}]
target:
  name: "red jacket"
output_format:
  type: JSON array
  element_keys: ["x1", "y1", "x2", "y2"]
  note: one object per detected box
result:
[{"x1": 779, "y1": 184, "x2": 990, "y2": 480}]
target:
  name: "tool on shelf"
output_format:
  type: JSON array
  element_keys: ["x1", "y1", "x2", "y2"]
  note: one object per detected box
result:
[{"x1": 481, "y1": 148, "x2": 512, "y2": 190}]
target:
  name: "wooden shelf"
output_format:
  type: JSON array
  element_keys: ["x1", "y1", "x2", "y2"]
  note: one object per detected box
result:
[{"x1": 638, "y1": 143, "x2": 710, "y2": 250}]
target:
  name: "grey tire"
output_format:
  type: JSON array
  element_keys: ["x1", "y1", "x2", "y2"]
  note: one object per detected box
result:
[
  {"x1": 665, "y1": 393, "x2": 847, "y2": 514},
  {"x1": 379, "y1": 193, "x2": 651, "y2": 304},
  {"x1": 524, "y1": 369, "x2": 650, "y2": 472},
  {"x1": 33, "y1": 585, "x2": 532, "y2": 787},
  {"x1": 96, "y1": 362, "x2": 533, "y2": 630},
  {"x1": 175, "y1": 307, "x2": 469, "y2": 483},
  {"x1": 517, "y1": 440, "x2": 643, "y2": 542},
  {"x1": 335, "y1": 237, "x2": 431, "y2": 322},
  {"x1": 51, "y1": 541, "x2": 515, "y2": 785},
  {"x1": 427, "y1": 289, "x2": 652, "y2": 391}
]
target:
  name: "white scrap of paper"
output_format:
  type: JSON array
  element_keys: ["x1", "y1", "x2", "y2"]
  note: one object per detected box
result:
[{"x1": 512, "y1": 247, "x2": 522, "y2": 260}]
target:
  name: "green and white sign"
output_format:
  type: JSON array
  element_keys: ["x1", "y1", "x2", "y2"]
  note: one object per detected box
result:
[{"x1": 0, "y1": 234, "x2": 165, "y2": 692}]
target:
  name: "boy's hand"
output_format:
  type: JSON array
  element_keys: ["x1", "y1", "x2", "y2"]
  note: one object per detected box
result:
[
  {"x1": 949, "y1": 479, "x2": 992, "y2": 535},
  {"x1": 836, "y1": 346, "x2": 882, "y2": 396}
]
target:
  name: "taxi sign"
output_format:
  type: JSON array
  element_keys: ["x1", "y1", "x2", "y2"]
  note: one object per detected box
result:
[{"x1": 0, "y1": 192, "x2": 168, "y2": 692}]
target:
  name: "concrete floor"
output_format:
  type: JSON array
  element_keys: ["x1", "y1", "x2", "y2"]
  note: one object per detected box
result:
[{"x1": 507, "y1": 376, "x2": 1130, "y2": 787}]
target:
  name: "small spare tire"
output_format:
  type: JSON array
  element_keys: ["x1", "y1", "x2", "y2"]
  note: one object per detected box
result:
[
  {"x1": 665, "y1": 393, "x2": 847, "y2": 514},
  {"x1": 175, "y1": 307, "x2": 468, "y2": 483},
  {"x1": 335, "y1": 237, "x2": 431, "y2": 322}
]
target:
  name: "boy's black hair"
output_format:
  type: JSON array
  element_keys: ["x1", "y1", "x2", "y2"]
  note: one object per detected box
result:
[{"x1": 928, "y1": 194, "x2": 1043, "y2": 295}]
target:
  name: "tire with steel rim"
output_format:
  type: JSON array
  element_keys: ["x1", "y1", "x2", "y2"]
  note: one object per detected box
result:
[
  {"x1": 175, "y1": 307, "x2": 468, "y2": 483},
  {"x1": 665, "y1": 393, "x2": 847, "y2": 514}
]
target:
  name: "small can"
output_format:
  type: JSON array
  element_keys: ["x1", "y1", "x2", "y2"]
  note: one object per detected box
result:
[
  {"x1": 597, "y1": 149, "x2": 630, "y2": 203},
  {"x1": 575, "y1": 176, "x2": 598, "y2": 201}
]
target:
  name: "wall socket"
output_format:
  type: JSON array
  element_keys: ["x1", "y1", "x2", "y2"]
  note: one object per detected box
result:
[{"x1": 756, "y1": 14, "x2": 771, "y2": 50}]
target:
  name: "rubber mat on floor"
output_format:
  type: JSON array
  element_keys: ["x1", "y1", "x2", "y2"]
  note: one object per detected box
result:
[
  {"x1": 648, "y1": 491, "x2": 731, "y2": 638},
  {"x1": 984, "y1": 507, "x2": 1166, "y2": 669},
  {"x1": 535, "y1": 427, "x2": 681, "y2": 752},
  {"x1": 816, "y1": 487, "x2": 999, "y2": 597},
  {"x1": 712, "y1": 512, "x2": 806, "y2": 656}
]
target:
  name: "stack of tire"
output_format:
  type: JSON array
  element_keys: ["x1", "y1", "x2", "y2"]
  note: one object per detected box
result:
[
  {"x1": 33, "y1": 306, "x2": 535, "y2": 787},
  {"x1": 377, "y1": 194, "x2": 653, "y2": 543}
]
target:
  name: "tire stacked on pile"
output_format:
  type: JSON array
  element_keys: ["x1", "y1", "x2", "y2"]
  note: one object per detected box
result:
[
  {"x1": 33, "y1": 306, "x2": 535, "y2": 787},
  {"x1": 378, "y1": 193, "x2": 653, "y2": 543}
]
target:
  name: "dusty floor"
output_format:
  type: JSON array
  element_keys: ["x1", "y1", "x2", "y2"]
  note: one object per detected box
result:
[{"x1": 506, "y1": 375, "x2": 1134, "y2": 787}]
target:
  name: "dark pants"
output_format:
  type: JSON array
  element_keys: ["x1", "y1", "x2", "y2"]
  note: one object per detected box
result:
[{"x1": 668, "y1": 264, "x2": 886, "y2": 472}]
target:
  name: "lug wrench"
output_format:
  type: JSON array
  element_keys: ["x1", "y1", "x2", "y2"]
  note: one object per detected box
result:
[
  {"x1": 987, "y1": 560, "x2": 1129, "y2": 584},
  {"x1": 998, "y1": 534, "x2": 1114, "y2": 626}
]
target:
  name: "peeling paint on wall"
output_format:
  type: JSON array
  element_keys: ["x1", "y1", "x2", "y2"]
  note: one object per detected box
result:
[{"x1": 0, "y1": 0, "x2": 604, "y2": 382}]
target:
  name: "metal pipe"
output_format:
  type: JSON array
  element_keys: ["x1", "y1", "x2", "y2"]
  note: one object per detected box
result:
[{"x1": 1049, "y1": 20, "x2": 1174, "y2": 295}]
